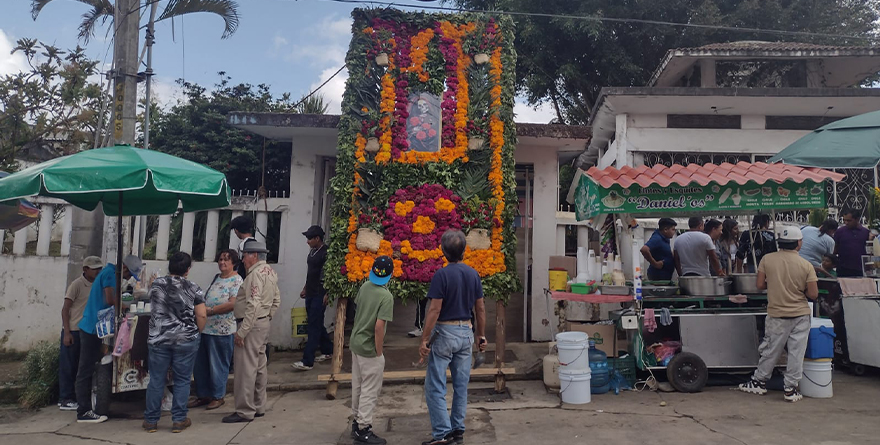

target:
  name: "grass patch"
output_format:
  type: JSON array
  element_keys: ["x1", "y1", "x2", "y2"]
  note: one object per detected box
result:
[{"x1": 18, "y1": 341, "x2": 59, "y2": 409}]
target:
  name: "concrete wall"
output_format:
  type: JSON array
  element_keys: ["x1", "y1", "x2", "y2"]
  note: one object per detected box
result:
[
  {"x1": 515, "y1": 144, "x2": 559, "y2": 342},
  {"x1": 0, "y1": 256, "x2": 69, "y2": 352}
]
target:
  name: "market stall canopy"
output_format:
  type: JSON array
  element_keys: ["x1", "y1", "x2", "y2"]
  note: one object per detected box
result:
[
  {"x1": 574, "y1": 162, "x2": 845, "y2": 220},
  {"x1": 768, "y1": 110, "x2": 880, "y2": 169},
  {"x1": 0, "y1": 172, "x2": 39, "y2": 231},
  {"x1": 0, "y1": 145, "x2": 230, "y2": 216}
]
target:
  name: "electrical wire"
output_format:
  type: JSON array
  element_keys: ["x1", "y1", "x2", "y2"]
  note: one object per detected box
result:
[
  {"x1": 312, "y1": 0, "x2": 877, "y2": 42},
  {"x1": 293, "y1": 65, "x2": 347, "y2": 109}
]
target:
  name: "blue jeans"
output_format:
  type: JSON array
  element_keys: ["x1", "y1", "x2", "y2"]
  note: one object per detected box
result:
[
  {"x1": 425, "y1": 324, "x2": 473, "y2": 440},
  {"x1": 58, "y1": 330, "x2": 80, "y2": 402},
  {"x1": 193, "y1": 334, "x2": 234, "y2": 400},
  {"x1": 302, "y1": 296, "x2": 333, "y2": 367},
  {"x1": 144, "y1": 338, "x2": 200, "y2": 423}
]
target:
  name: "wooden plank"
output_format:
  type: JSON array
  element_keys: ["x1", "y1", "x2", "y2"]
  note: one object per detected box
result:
[
  {"x1": 494, "y1": 300, "x2": 507, "y2": 392},
  {"x1": 325, "y1": 298, "x2": 348, "y2": 400},
  {"x1": 318, "y1": 367, "x2": 516, "y2": 382}
]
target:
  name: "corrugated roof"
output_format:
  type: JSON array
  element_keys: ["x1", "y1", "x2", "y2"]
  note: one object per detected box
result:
[
  {"x1": 682, "y1": 41, "x2": 877, "y2": 52},
  {"x1": 585, "y1": 162, "x2": 844, "y2": 189}
]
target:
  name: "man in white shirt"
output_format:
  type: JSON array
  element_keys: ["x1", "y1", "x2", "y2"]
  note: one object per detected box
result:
[{"x1": 674, "y1": 217, "x2": 725, "y2": 277}]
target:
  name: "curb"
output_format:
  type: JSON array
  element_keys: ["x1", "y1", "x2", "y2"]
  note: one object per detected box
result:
[{"x1": 0, "y1": 385, "x2": 24, "y2": 405}]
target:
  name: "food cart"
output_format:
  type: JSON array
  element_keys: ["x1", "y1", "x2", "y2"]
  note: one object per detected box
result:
[{"x1": 561, "y1": 161, "x2": 845, "y2": 392}]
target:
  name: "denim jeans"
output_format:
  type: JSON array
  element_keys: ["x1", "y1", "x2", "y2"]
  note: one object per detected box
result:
[
  {"x1": 425, "y1": 324, "x2": 473, "y2": 440},
  {"x1": 144, "y1": 338, "x2": 200, "y2": 423},
  {"x1": 302, "y1": 296, "x2": 333, "y2": 367},
  {"x1": 193, "y1": 334, "x2": 234, "y2": 400},
  {"x1": 75, "y1": 330, "x2": 104, "y2": 416},
  {"x1": 58, "y1": 330, "x2": 81, "y2": 402}
]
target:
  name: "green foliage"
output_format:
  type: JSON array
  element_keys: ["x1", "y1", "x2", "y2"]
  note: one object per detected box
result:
[
  {"x1": 325, "y1": 9, "x2": 521, "y2": 304},
  {"x1": 451, "y1": 0, "x2": 880, "y2": 124},
  {"x1": 19, "y1": 341, "x2": 59, "y2": 409},
  {"x1": 150, "y1": 74, "x2": 298, "y2": 193},
  {"x1": 0, "y1": 39, "x2": 107, "y2": 172},
  {"x1": 808, "y1": 208, "x2": 829, "y2": 227}
]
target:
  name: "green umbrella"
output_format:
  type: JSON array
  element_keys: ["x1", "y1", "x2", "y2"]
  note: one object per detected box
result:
[
  {"x1": 0, "y1": 144, "x2": 230, "y2": 311},
  {"x1": 769, "y1": 110, "x2": 880, "y2": 169},
  {"x1": 0, "y1": 144, "x2": 230, "y2": 215}
]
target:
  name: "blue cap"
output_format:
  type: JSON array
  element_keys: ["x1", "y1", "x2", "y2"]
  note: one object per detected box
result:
[{"x1": 369, "y1": 256, "x2": 394, "y2": 286}]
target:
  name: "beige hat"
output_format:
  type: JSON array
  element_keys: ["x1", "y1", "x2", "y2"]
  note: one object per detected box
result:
[{"x1": 83, "y1": 256, "x2": 104, "y2": 269}]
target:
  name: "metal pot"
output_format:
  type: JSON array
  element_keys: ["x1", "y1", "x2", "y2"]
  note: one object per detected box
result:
[
  {"x1": 678, "y1": 276, "x2": 730, "y2": 296},
  {"x1": 730, "y1": 273, "x2": 761, "y2": 294}
]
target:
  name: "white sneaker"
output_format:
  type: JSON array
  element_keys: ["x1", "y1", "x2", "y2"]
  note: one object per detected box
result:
[
  {"x1": 407, "y1": 328, "x2": 423, "y2": 338},
  {"x1": 291, "y1": 361, "x2": 313, "y2": 371},
  {"x1": 315, "y1": 354, "x2": 332, "y2": 362},
  {"x1": 59, "y1": 401, "x2": 79, "y2": 411},
  {"x1": 77, "y1": 410, "x2": 108, "y2": 423}
]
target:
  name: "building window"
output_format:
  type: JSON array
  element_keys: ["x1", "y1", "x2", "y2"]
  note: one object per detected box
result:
[
  {"x1": 667, "y1": 114, "x2": 742, "y2": 129},
  {"x1": 765, "y1": 116, "x2": 846, "y2": 131},
  {"x1": 716, "y1": 60, "x2": 808, "y2": 88},
  {"x1": 642, "y1": 152, "x2": 753, "y2": 168}
]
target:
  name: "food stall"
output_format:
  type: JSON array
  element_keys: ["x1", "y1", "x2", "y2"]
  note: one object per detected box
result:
[{"x1": 557, "y1": 161, "x2": 845, "y2": 392}]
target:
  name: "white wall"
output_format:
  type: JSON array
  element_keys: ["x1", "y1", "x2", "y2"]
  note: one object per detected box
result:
[
  {"x1": 515, "y1": 144, "x2": 559, "y2": 342},
  {"x1": 0, "y1": 256, "x2": 69, "y2": 352},
  {"x1": 625, "y1": 127, "x2": 808, "y2": 155}
]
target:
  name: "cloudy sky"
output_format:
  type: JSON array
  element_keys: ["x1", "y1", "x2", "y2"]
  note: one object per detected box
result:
[{"x1": 0, "y1": 0, "x2": 555, "y2": 122}]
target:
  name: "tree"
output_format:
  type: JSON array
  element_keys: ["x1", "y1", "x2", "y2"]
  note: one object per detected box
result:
[
  {"x1": 30, "y1": 0, "x2": 240, "y2": 44},
  {"x1": 451, "y1": 0, "x2": 880, "y2": 124},
  {"x1": 0, "y1": 39, "x2": 108, "y2": 172}
]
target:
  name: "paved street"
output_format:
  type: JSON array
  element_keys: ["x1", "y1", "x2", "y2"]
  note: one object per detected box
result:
[{"x1": 1, "y1": 371, "x2": 879, "y2": 445}]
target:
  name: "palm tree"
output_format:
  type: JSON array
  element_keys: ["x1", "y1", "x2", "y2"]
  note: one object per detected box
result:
[
  {"x1": 296, "y1": 94, "x2": 330, "y2": 115},
  {"x1": 30, "y1": 0, "x2": 240, "y2": 44}
]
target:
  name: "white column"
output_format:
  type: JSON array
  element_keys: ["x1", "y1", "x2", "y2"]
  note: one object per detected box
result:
[
  {"x1": 577, "y1": 226, "x2": 590, "y2": 248},
  {"x1": 156, "y1": 215, "x2": 172, "y2": 260},
  {"x1": 255, "y1": 212, "x2": 269, "y2": 244},
  {"x1": 13, "y1": 227, "x2": 27, "y2": 254},
  {"x1": 36, "y1": 204, "x2": 54, "y2": 256},
  {"x1": 131, "y1": 216, "x2": 142, "y2": 256},
  {"x1": 278, "y1": 210, "x2": 288, "y2": 263},
  {"x1": 180, "y1": 212, "x2": 196, "y2": 254},
  {"x1": 556, "y1": 225, "x2": 566, "y2": 255},
  {"x1": 229, "y1": 210, "x2": 243, "y2": 250},
  {"x1": 615, "y1": 114, "x2": 629, "y2": 168},
  {"x1": 204, "y1": 210, "x2": 220, "y2": 261},
  {"x1": 60, "y1": 206, "x2": 73, "y2": 256}
]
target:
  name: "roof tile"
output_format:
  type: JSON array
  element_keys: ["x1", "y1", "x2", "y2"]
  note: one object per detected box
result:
[{"x1": 584, "y1": 162, "x2": 844, "y2": 190}]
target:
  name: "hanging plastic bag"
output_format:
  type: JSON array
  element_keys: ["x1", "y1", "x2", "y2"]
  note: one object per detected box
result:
[
  {"x1": 96, "y1": 307, "x2": 115, "y2": 339},
  {"x1": 112, "y1": 315, "x2": 138, "y2": 357},
  {"x1": 161, "y1": 387, "x2": 173, "y2": 411}
]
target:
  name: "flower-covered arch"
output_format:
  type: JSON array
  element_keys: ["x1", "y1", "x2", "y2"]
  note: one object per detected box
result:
[{"x1": 326, "y1": 9, "x2": 519, "y2": 303}]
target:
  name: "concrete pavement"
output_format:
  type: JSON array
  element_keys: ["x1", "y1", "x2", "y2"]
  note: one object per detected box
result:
[{"x1": 1, "y1": 370, "x2": 879, "y2": 445}]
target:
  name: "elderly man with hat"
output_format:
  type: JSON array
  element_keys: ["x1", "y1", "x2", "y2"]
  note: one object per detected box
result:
[
  {"x1": 292, "y1": 225, "x2": 334, "y2": 371},
  {"x1": 739, "y1": 226, "x2": 818, "y2": 403},
  {"x1": 74, "y1": 254, "x2": 142, "y2": 423},
  {"x1": 223, "y1": 240, "x2": 280, "y2": 423}
]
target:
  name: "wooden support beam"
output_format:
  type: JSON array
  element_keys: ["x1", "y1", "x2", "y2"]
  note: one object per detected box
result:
[
  {"x1": 494, "y1": 300, "x2": 507, "y2": 393},
  {"x1": 325, "y1": 297, "x2": 349, "y2": 400},
  {"x1": 318, "y1": 367, "x2": 516, "y2": 382}
]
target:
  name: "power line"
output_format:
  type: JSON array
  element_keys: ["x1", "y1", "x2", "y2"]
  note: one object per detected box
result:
[
  {"x1": 294, "y1": 65, "x2": 346, "y2": 109},
  {"x1": 314, "y1": 0, "x2": 877, "y2": 42}
]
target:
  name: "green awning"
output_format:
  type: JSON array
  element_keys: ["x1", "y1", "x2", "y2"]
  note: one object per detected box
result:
[{"x1": 769, "y1": 110, "x2": 880, "y2": 169}]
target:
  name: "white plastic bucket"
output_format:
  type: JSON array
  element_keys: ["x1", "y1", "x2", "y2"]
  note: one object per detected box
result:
[
  {"x1": 556, "y1": 332, "x2": 589, "y2": 372},
  {"x1": 801, "y1": 359, "x2": 833, "y2": 398},
  {"x1": 559, "y1": 370, "x2": 592, "y2": 404}
]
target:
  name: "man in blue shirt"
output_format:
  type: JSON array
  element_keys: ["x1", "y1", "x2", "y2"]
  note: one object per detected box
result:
[
  {"x1": 419, "y1": 230, "x2": 487, "y2": 445},
  {"x1": 74, "y1": 254, "x2": 142, "y2": 423},
  {"x1": 641, "y1": 218, "x2": 677, "y2": 281}
]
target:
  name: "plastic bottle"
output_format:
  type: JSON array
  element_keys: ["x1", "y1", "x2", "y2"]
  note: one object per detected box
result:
[{"x1": 588, "y1": 340, "x2": 611, "y2": 394}]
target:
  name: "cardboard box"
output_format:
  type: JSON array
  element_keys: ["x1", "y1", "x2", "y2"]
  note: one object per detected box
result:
[
  {"x1": 549, "y1": 255, "x2": 578, "y2": 280},
  {"x1": 565, "y1": 321, "x2": 629, "y2": 357}
]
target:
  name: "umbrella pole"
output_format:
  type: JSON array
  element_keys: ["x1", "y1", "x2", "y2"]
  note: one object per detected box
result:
[{"x1": 116, "y1": 191, "x2": 123, "y2": 315}]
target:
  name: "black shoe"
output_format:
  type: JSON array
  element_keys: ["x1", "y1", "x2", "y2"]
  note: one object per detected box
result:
[
  {"x1": 77, "y1": 410, "x2": 108, "y2": 424},
  {"x1": 451, "y1": 430, "x2": 465, "y2": 444},
  {"x1": 254, "y1": 412, "x2": 265, "y2": 418},
  {"x1": 421, "y1": 435, "x2": 452, "y2": 445},
  {"x1": 353, "y1": 425, "x2": 387, "y2": 444},
  {"x1": 222, "y1": 413, "x2": 252, "y2": 423},
  {"x1": 351, "y1": 420, "x2": 358, "y2": 439}
]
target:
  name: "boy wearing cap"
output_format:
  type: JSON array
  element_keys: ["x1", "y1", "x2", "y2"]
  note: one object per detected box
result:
[
  {"x1": 58, "y1": 256, "x2": 103, "y2": 411},
  {"x1": 74, "y1": 254, "x2": 142, "y2": 423},
  {"x1": 348, "y1": 256, "x2": 395, "y2": 445},
  {"x1": 230, "y1": 215, "x2": 256, "y2": 279},
  {"x1": 739, "y1": 226, "x2": 818, "y2": 402}
]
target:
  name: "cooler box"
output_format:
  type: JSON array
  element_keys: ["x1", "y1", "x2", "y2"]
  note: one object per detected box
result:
[{"x1": 806, "y1": 318, "x2": 835, "y2": 359}]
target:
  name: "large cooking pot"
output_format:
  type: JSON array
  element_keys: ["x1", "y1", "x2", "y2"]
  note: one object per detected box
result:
[
  {"x1": 678, "y1": 276, "x2": 730, "y2": 296},
  {"x1": 730, "y1": 273, "x2": 761, "y2": 294}
]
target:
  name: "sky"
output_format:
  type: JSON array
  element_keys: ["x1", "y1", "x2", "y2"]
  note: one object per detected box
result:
[{"x1": 0, "y1": 0, "x2": 556, "y2": 122}]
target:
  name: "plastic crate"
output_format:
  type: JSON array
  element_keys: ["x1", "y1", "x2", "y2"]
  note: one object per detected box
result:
[{"x1": 608, "y1": 356, "x2": 637, "y2": 386}]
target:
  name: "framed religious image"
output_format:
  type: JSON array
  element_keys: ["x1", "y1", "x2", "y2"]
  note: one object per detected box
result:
[{"x1": 407, "y1": 93, "x2": 441, "y2": 152}]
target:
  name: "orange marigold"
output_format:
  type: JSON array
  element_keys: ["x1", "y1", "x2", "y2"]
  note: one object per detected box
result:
[{"x1": 412, "y1": 215, "x2": 436, "y2": 234}]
